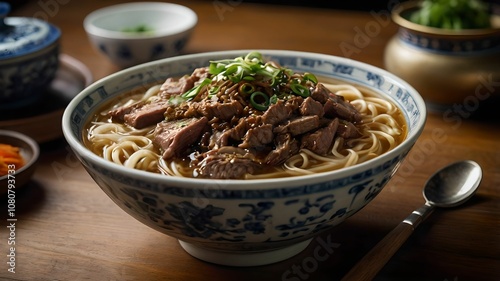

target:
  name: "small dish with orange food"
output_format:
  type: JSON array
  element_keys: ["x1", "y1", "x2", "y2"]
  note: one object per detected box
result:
[{"x1": 0, "y1": 130, "x2": 40, "y2": 193}]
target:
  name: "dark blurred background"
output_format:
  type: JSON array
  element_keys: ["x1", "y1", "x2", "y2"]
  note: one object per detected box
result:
[
  {"x1": 5, "y1": 0, "x2": 500, "y2": 12},
  {"x1": 241, "y1": 0, "x2": 392, "y2": 11},
  {"x1": 4, "y1": 0, "x2": 389, "y2": 11},
  {"x1": 243, "y1": 0, "x2": 499, "y2": 11},
  {"x1": 243, "y1": 0, "x2": 394, "y2": 11}
]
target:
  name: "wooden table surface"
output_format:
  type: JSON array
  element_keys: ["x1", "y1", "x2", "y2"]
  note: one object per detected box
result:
[{"x1": 4, "y1": 1, "x2": 500, "y2": 280}]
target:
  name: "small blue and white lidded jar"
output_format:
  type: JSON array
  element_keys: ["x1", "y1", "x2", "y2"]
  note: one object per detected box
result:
[{"x1": 0, "y1": 2, "x2": 61, "y2": 110}]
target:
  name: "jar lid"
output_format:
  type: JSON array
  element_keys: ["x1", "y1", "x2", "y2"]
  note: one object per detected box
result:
[{"x1": 0, "y1": 2, "x2": 60, "y2": 60}]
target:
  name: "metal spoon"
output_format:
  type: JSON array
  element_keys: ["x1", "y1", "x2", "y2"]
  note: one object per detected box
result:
[{"x1": 341, "y1": 160, "x2": 482, "y2": 281}]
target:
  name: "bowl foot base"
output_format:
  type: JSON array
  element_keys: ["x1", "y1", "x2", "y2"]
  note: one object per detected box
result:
[{"x1": 178, "y1": 239, "x2": 312, "y2": 266}]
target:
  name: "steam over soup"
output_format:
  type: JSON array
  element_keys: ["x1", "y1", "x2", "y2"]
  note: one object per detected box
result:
[{"x1": 84, "y1": 52, "x2": 407, "y2": 179}]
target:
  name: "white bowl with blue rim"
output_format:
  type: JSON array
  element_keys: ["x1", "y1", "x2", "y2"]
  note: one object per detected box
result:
[
  {"x1": 83, "y1": 2, "x2": 197, "y2": 69},
  {"x1": 0, "y1": 2, "x2": 60, "y2": 110},
  {"x1": 62, "y1": 50, "x2": 426, "y2": 266}
]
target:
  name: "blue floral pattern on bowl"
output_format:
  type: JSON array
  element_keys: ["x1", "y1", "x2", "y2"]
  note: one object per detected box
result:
[
  {"x1": 398, "y1": 27, "x2": 500, "y2": 54},
  {"x1": 87, "y1": 32, "x2": 193, "y2": 68},
  {"x1": 81, "y1": 153, "x2": 401, "y2": 248}
]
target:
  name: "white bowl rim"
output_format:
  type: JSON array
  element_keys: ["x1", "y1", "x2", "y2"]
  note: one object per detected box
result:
[
  {"x1": 62, "y1": 49, "x2": 427, "y2": 190},
  {"x1": 83, "y1": 2, "x2": 198, "y2": 39}
]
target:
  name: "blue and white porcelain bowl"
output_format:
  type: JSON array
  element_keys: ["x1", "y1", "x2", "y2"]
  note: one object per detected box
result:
[
  {"x1": 0, "y1": 2, "x2": 60, "y2": 110},
  {"x1": 83, "y1": 2, "x2": 197, "y2": 68},
  {"x1": 62, "y1": 50, "x2": 426, "y2": 266}
]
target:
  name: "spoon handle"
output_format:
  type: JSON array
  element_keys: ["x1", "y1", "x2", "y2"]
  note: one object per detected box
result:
[{"x1": 341, "y1": 203, "x2": 434, "y2": 281}]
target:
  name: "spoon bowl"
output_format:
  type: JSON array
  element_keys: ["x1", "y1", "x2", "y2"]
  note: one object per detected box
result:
[
  {"x1": 424, "y1": 160, "x2": 482, "y2": 207},
  {"x1": 342, "y1": 160, "x2": 482, "y2": 281}
]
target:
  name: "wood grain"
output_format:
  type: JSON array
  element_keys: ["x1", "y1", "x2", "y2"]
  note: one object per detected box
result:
[{"x1": 3, "y1": 1, "x2": 500, "y2": 280}]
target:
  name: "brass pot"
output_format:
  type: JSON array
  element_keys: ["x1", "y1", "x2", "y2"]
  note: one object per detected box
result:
[{"x1": 384, "y1": 1, "x2": 500, "y2": 110}]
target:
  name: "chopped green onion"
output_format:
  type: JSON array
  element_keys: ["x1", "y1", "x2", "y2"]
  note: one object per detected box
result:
[
  {"x1": 224, "y1": 64, "x2": 240, "y2": 76},
  {"x1": 242, "y1": 76, "x2": 255, "y2": 81},
  {"x1": 270, "y1": 69, "x2": 288, "y2": 87},
  {"x1": 270, "y1": 94, "x2": 278, "y2": 104},
  {"x1": 290, "y1": 84, "x2": 310, "y2": 97},
  {"x1": 206, "y1": 52, "x2": 320, "y2": 106},
  {"x1": 244, "y1": 51, "x2": 263, "y2": 62},
  {"x1": 181, "y1": 78, "x2": 211, "y2": 100},
  {"x1": 208, "y1": 52, "x2": 286, "y2": 84},
  {"x1": 209, "y1": 62, "x2": 225, "y2": 75},
  {"x1": 303, "y1": 72, "x2": 318, "y2": 84},
  {"x1": 239, "y1": 83, "x2": 255, "y2": 96},
  {"x1": 250, "y1": 91, "x2": 270, "y2": 111},
  {"x1": 208, "y1": 85, "x2": 220, "y2": 96}
]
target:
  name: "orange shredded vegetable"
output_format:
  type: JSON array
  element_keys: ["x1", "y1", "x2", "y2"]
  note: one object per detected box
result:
[{"x1": 0, "y1": 144, "x2": 25, "y2": 176}]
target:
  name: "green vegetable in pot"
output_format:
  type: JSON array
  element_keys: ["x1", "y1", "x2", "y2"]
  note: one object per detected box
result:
[
  {"x1": 409, "y1": 0, "x2": 491, "y2": 29},
  {"x1": 122, "y1": 24, "x2": 154, "y2": 33}
]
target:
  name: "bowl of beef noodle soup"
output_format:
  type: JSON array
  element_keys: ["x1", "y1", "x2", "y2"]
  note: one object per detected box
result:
[{"x1": 62, "y1": 50, "x2": 426, "y2": 266}]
